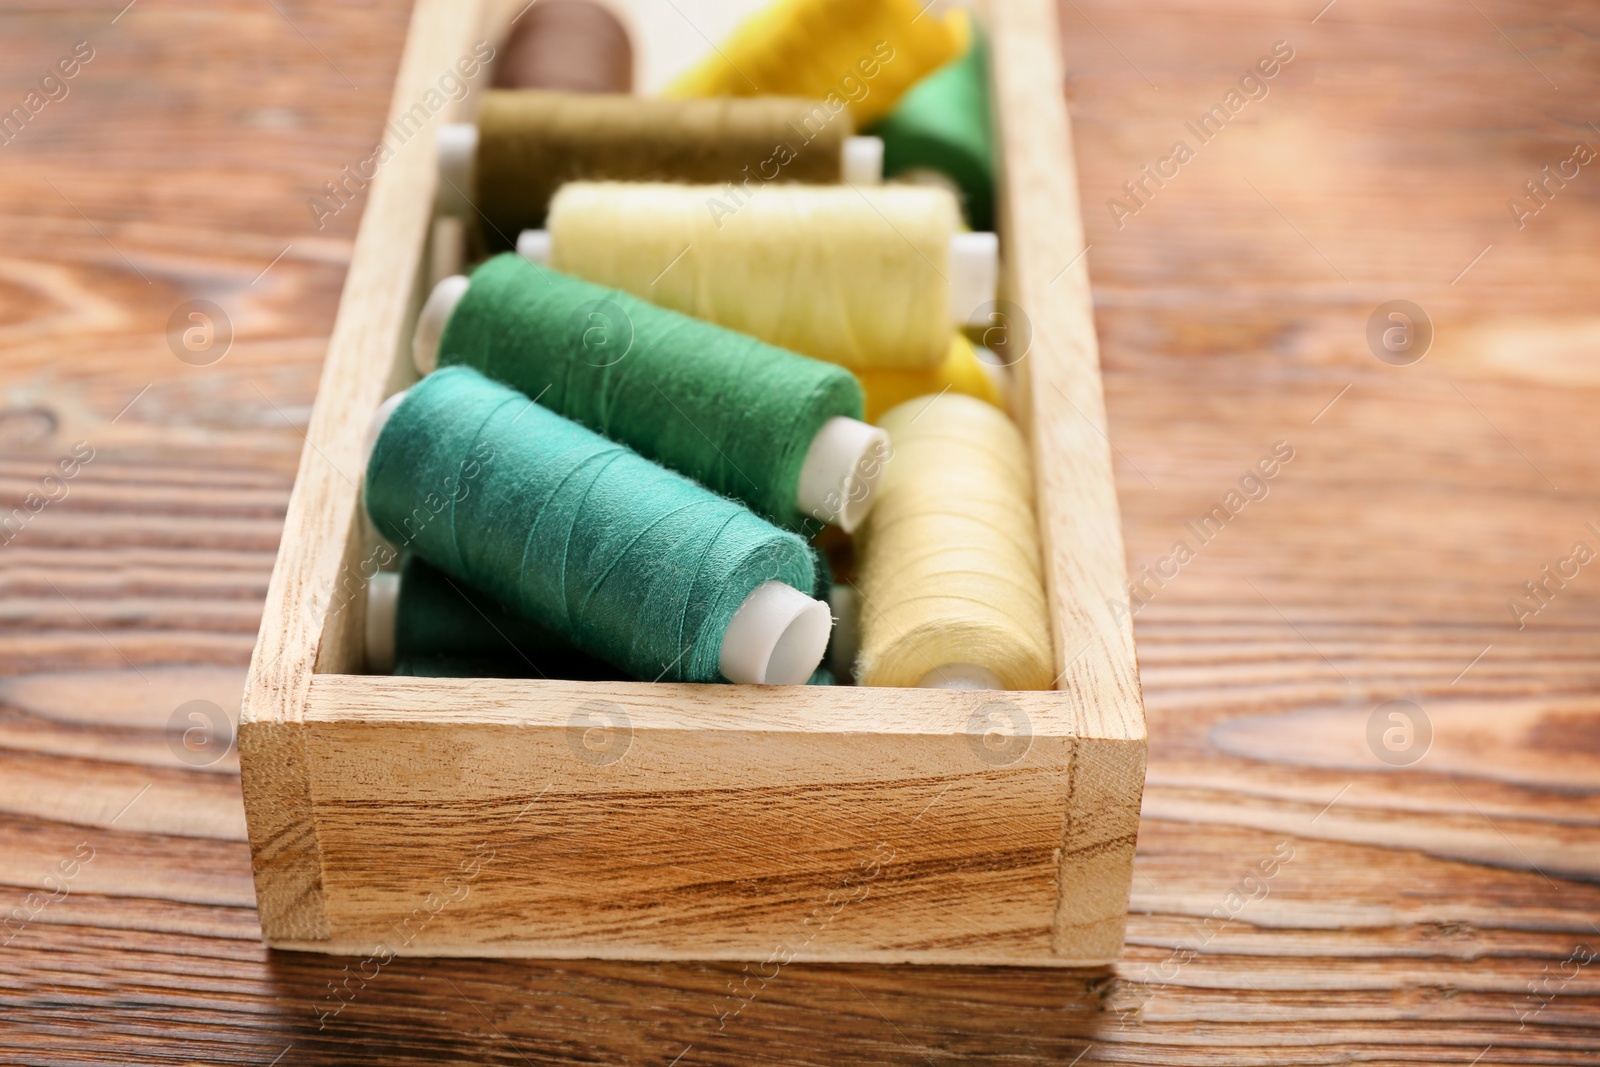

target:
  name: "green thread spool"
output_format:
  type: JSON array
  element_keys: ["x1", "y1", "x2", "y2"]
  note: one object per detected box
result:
[
  {"x1": 868, "y1": 19, "x2": 996, "y2": 231},
  {"x1": 363, "y1": 366, "x2": 832, "y2": 686},
  {"x1": 364, "y1": 554, "x2": 621, "y2": 680},
  {"x1": 413, "y1": 255, "x2": 888, "y2": 533}
]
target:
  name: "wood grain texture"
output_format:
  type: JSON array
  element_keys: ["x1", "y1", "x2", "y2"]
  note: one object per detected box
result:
[
  {"x1": 234, "y1": 0, "x2": 1143, "y2": 965},
  {"x1": 3, "y1": 0, "x2": 1599, "y2": 1062}
]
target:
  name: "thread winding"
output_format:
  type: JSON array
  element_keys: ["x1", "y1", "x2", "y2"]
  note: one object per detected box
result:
[
  {"x1": 854, "y1": 393, "x2": 1053, "y2": 689},
  {"x1": 868, "y1": 15, "x2": 995, "y2": 231},
  {"x1": 665, "y1": 0, "x2": 968, "y2": 126},
  {"x1": 547, "y1": 182, "x2": 958, "y2": 369},
  {"x1": 436, "y1": 254, "x2": 863, "y2": 529},
  {"x1": 856, "y1": 333, "x2": 1002, "y2": 424},
  {"x1": 392, "y1": 554, "x2": 620, "y2": 680},
  {"x1": 364, "y1": 366, "x2": 817, "y2": 684},
  {"x1": 492, "y1": 0, "x2": 634, "y2": 94},
  {"x1": 473, "y1": 91, "x2": 850, "y2": 243}
]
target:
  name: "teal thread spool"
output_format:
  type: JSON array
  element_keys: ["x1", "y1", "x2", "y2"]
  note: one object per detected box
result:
[
  {"x1": 364, "y1": 555, "x2": 621, "y2": 680},
  {"x1": 363, "y1": 366, "x2": 832, "y2": 685},
  {"x1": 868, "y1": 23, "x2": 995, "y2": 231},
  {"x1": 411, "y1": 254, "x2": 888, "y2": 533},
  {"x1": 369, "y1": 558, "x2": 837, "y2": 683}
]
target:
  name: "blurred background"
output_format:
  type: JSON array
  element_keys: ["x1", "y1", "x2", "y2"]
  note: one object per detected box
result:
[{"x1": 2, "y1": 0, "x2": 1598, "y2": 1063}]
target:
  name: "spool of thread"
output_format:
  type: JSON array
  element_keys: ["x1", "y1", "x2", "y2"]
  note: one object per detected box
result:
[
  {"x1": 413, "y1": 255, "x2": 888, "y2": 533},
  {"x1": 435, "y1": 92, "x2": 885, "y2": 240},
  {"x1": 665, "y1": 0, "x2": 968, "y2": 126},
  {"x1": 492, "y1": 0, "x2": 633, "y2": 94},
  {"x1": 364, "y1": 368, "x2": 832, "y2": 686},
  {"x1": 855, "y1": 334, "x2": 1005, "y2": 424},
  {"x1": 869, "y1": 15, "x2": 995, "y2": 231},
  {"x1": 854, "y1": 393, "x2": 1054, "y2": 690},
  {"x1": 520, "y1": 183, "x2": 998, "y2": 369},
  {"x1": 365, "y1": 555, "x2": 622, "y2": 680}
]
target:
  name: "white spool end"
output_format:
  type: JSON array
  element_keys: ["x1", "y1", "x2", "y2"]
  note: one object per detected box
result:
[
  {"x1": 363, "y1": 389, "x2": 410, "y2": 468},
  {"x1": 435, "y1": 123, "x2": 478, "y2": 216},
  {"x1": 842, "y1": 136, "x2": 885, "y2": 186},
  {"x1": 412, "y1": 275, "x2": 470, "y2": 376},
  {"x1": 719, "y1": 580, "x2": 832, "y2": 685},
  {"x1": 796, "y1": 416, "x2": 890, "y2": 533},
  {"x1": 948, "y1": 230, "x2": 1000, "y2": 327},
  {"x1": 919, "y1": 663, "x2": 1004, "y2": 690},
  {"x1": 365, "y1": 570, "x2": 400, "y2": 674},
  {"x1": 516, "y1": 228, "x2": 553, "y2": 265}
]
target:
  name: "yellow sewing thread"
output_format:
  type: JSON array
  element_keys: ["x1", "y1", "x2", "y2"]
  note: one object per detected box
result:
[
  {"x1": 547, "y1": 181, "x2": 957, "y2": 370},
  {"x1": 854, "y1": 393, "x2": 1054, "y2": 690},
  {"x1": 664, "y1": 0, "x2": 967, "y2": 126},
  {"x1": 856, "y1": 333, "x2": 1003, "y2": 424}
]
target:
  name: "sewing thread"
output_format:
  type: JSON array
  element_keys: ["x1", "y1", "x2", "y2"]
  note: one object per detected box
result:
[{"x1": 854, "y1": 393, "x2": 1053, "y2": 689}]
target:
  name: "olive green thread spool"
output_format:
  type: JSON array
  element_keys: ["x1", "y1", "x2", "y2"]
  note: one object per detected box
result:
[{"x1": 435, "y1": 91, "x2": 885, "y2": 243}]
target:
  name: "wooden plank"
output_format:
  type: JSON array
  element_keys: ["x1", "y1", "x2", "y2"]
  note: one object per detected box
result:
[
  {"x1": 236, "y1": 0, "x2": 488, "y2": 942},
  {"x1": 281, "y1": 676, "x2": 1074, "y2": 963},
  {"x1": 986, "y1": 0, "x2": 1146, "y2": 960}
]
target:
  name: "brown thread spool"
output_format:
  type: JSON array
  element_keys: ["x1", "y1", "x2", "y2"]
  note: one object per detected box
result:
[
  {"x1": 492, "y1": 0, "x2": 633, "y2": 94},
  {"x1": 467, "y1": 91, "x2": 853, "y2": 245}
]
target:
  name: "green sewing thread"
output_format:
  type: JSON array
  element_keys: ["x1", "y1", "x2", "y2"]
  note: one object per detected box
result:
[
  {"x1": 365, "y1": 366, "x2": 816, "y2": 684},
  {"x1": 437, "y1": 253, "x2": 863, "y2": 529},
  {"x1": 393, "y1": 554, "x2": 620, "y2": 680},
  {"x1": 868, "y1": 23, "x2": 995, "y2": 231}
]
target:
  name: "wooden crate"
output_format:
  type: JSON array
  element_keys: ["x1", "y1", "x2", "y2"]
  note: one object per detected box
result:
[{"x1": 238, "y1": 0, "x2": 1146, "y2": 965}]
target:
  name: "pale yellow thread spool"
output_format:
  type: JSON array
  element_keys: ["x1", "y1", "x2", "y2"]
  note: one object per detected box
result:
[
  {"x1": 855, "y1": 393, "x2": 1053, "y2": 690},
  {"x1": 856, "y1": 333, "x2": 1004, "y2": 425},
  {"x1": 543, "y1": 182, "x2": 963, "y2": 370},
  {"x1": 665, "y1": 0, "x2": 968, "y2": 126}
]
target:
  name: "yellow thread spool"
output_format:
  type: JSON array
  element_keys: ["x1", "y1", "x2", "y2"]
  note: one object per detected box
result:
[
  {"x1": 665, "y1": 0, "x2": 967, "y2": 126},
  {"x1": 856, "y1": 333, "x2": 1004, "y2": 424},
  {"x1": 855, "y1": 393, "x2": 1053, "y2": 690},
  {"x1": 545, "y1": 181, "x2": 959, "y2": 370}
]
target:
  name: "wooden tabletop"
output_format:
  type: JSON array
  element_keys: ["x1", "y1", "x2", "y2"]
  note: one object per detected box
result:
[{"x1": 3, "y1": 0, "x2": 1598, "y2": 1063}]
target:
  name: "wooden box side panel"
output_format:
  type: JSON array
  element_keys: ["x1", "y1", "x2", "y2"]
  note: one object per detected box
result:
[
  {"x1": 282, "y1": 677, "x2": 1074, "y2": 964},
  {"x1": 989, "y1": 0, "x2": 1145, "y2": 740},
  {"x1": 238, "y1": 0, "x2": 490, "y2": 941},
  {"x1": 987, "y1": 0, "x2": 1147, "y2": 956}
]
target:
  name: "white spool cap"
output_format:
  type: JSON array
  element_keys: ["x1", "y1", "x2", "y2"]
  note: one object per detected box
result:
[
  {"x1": 795, "y1": 416, "x2": 890, "y2": 533},
  {"x1": 719, "y1": 580, "x2": 832, "y2": 685},
  {"x1": 516, "y1": 228, "x2": 553, "y2": 265},
  {"x1": 435, "y1": 123, "x2": 478, "y2": 216},
  {"x1": 948, "y1": 231, "x2": 999, "y2": 328},
  {"x1": 842, "y1": 136, "x2": 885, "y2": 186},
  {"x1": 365, "y1": 570, "x2": 400, "y2": 674},
  {"x1": 412, "y1": 274, "x2": 470, "y2": 375},
  {"x1": 918, "y1": 663, "x2": 1004, "y2": 690},
  {"x1": 363, "y1": 389, "x2": 410, "y2": 467}
]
